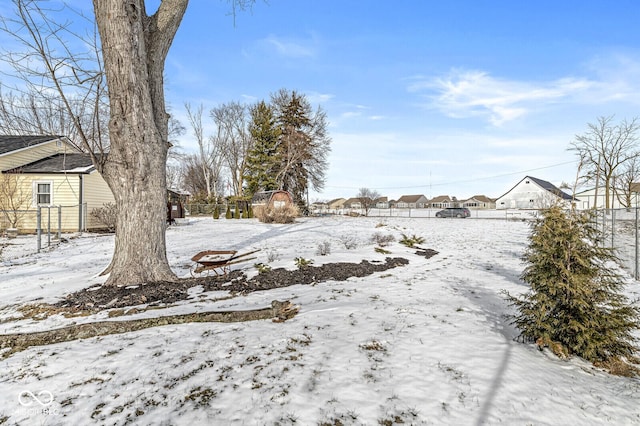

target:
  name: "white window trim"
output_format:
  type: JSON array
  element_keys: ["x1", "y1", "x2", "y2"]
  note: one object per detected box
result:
[{"x1": 32, "y1": 180, "x2": 54, "y2": 207}]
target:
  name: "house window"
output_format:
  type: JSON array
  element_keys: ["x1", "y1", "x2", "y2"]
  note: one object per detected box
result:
[{"x1": 33, "y1": 181, "x2": 53, "y2": 206}]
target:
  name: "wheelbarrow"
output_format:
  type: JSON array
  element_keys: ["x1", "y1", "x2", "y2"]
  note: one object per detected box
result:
[{"x1": 190, "y1": 249, "x2": 261, "y2": 276}]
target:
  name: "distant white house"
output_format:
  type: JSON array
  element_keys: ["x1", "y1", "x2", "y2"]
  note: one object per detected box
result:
[
  {"x1": 574, "y1": 187, "x2": 640, "y2": 210},
  {"x1": 496, "y1": 176, "x2": 574, "y2": 209}
]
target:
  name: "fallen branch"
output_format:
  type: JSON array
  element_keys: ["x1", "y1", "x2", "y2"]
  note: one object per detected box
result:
[{"x1": 0, "y1": 300, "x2": 299, "y2": 359}]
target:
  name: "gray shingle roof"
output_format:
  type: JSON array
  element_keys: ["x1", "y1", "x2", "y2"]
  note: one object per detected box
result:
[
  {"x1": 8, "y1": 153, "x2": 94, "y2": 174},
  {"x1": 0, "y1": 135, "x2": 64, "y2": 156},
  {"x1": 527, "y1": 176, "x2": 574, "y2": 200}
]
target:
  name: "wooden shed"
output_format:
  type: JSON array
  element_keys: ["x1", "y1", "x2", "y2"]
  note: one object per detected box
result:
[{"x1": 251, "y1": 190, "x2": 294, "y2": 210}]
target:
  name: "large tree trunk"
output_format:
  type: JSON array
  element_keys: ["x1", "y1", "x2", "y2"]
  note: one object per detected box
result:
[{"x1": 93, "y1": 0, "x2": 188, "y2": 286}]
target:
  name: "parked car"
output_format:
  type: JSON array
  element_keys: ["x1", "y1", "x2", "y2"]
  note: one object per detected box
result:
[{"x1": 435, "y1": 207, "x2": 471, "y2": 218}]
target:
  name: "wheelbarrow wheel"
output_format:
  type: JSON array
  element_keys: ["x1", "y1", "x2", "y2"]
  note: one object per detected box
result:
[{"x1": 190, "y1": 263, "x2": 205, "y2": 277}]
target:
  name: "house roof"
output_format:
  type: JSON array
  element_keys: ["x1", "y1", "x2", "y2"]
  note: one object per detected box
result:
[
  {"x1": 526, "y1": 176, "x2": 574, "y2": 200},
  {"x1": 397, "y1": 194, "x2": 427, "y2": 203},
  {"x1": 429, "y1": 195, "x2": 451, "y2": 203},
  {"x1": 0, "y1": 135, "x2": 66, "y2": 156},
  {"x1": 251, "y1": 190, "x2": 293, "y2": 204},
  {"x1": 327, "y1": 198, "x2": 345, "y2": 205},
  {"x1": 499, "y1": 176, "x2": 574, "y2": 201},
  {"x1": 6, "y1": 153, "x2": 95, "y2": 174},
  {"x1": 466, "y1": 195, "x2": 494, "y2": 203}
]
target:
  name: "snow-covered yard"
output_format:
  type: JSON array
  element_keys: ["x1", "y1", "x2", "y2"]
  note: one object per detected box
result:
[{"x1": 0, "y1": 215, "x2": 639, "y2": 425}]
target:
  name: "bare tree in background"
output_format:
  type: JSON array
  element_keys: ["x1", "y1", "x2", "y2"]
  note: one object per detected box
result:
[
  {"x1": 615, "y1": 156, "x2": 640, "y2": 209},
  {"x1": 0, "y1": 172, "x2": 32, "y2": 230},
  {"x1": 569, "y1": 116, "x2": 640, "y2": 210},
  {"x1": 184, "y1": 102, "x2": 225, "y2": 200},
  {"x1": 356, "y1": 187, "x2": 381, "y2": 216},
  {"x1": 166, "y1": 109, "x2": 187, "y2": 190},
  {"x1": 0, "y1": 1, "x2": 109, "y2": 159},
  {"x1": 211, "y1": 101, "x2": 252, "y2": 198}
]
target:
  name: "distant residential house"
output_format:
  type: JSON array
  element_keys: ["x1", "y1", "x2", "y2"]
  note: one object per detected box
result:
[
  {"x1": 573, "y1": 187, "x2": 639, "y2": 210},
  {"x1": 463, "y1": 195, "x2": 495, "y2": 209},
  {"x1": 343, "y1": 197, "x2": 362, "y2": 209},
  {"x1": 374, "y1": 196, "x2": 389, "y2": 209},
  {"x1": 396, "y1": 194, "x2": 428, "y2": 208},
  {"x1": 310, "y1": 200, "x2": 329, "y2": 211},
  {"x1": 327, "y1": 198, "x2": 346, "y2": 210},
  {"x1": 428, "y1": 195, "x2": 452, "y2": 209},
  {"x1": 496, "y1": 176, "x2": 574, "y2": 210},
  {"x1": 0, "y1": 135, "x2": 115, "y2": 232}
]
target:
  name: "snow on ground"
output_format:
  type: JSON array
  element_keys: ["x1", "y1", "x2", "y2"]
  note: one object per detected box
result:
[{"x1": 0, "y1": 215, "x2": 639, "y2": 425}]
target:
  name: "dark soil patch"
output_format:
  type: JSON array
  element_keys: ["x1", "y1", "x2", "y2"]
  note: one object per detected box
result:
[{"x1": 55, "y1": 257, "x2": 411, "y2": 312}]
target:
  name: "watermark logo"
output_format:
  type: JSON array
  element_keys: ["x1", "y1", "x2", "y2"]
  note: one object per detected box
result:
[{"x1": 18, "y1": 390, "x2": 54, "y2": 407}]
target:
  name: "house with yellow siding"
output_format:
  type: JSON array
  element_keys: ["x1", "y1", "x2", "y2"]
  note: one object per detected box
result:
[{"x1": 0, "y1": 135, "x2": 115, "y2": 233}]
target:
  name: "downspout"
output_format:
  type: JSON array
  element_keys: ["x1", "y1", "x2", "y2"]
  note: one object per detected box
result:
[{"x1": 78, "y1": 174, "x2": 84, "y2": 232}]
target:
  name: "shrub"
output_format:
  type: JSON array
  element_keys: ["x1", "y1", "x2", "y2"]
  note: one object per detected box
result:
[
  {"x1": 225, "y1": 205, "x2": 232, "y2": 219},
  {"x1": 371, "y1": 232, "x2": 395, "y2": 247},
  {"x1": 295, "y1": 257, "x2": 313, "y2": 268},
  {"x1": 212, "y1": 205, "x2": 220, "y2": 220},
  {"x1": 399, "y1": 233, "x2": 424, "y2": 248},
  {"x1": 254, "y1": 204, "x2": 299, "y2": 224},
  {"x1": 339, "y1": 234, "x2": 359, "y2": 249},
  {"x1": 374, "y1": 247, "x2": 391, "y2": 255},
  {"x1": 254, "y1": 263, "x2": 271, "y2": 273},
  {"x1": 90, "y1": 203, "x2": 117, "y2": 232},
  {"x1": 505, "y1": 205, "x2": 639, "y2": 373},
  {"x1": 316, "y1": 241, "x2": 331, "y2": 256}
]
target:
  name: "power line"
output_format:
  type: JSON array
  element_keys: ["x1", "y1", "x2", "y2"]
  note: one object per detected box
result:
[{"x1": 323, "y1": 160, "x2": 577, "y2": 191}]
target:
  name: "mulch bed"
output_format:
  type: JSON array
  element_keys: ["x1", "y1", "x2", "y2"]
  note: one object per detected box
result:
[{"x1": 55, "y1": 256, "x2": 415, "y2": 312}]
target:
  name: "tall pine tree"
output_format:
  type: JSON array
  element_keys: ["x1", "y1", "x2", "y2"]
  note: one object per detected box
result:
[
  {"x1": 506, "y1": 205, "x2": 639, "y2": 374},
  {"x1": 271, "y1": 89, "x2": 330, "y2": 208},
  {"x1": 244, "y1": 101, "x2": 281, "y2": 196}
]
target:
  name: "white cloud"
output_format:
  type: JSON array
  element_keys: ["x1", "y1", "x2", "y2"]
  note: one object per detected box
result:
[
  {"x1": 341, "y1": 111, "x2": 361, "y2": 119},
  {"x1": 259, "y1": 34, "x2": 316, "y2": 58},
  {"x1": 409, "y1": 69, "x2": 594, "y2": 126},
  {"x1": 306, "y1": 92, "x2": 334, "y2": 104}
]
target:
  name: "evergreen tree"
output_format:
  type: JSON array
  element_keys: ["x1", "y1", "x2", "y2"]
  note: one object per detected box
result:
[
  {"x1": 244, "y1": 101, "x2": 281, "y2": 196},
  {"x1": 225, "y1": 204, "x2": 232, "y2": 219},
  {"x1": 212, "y1": 205, "x2": 220, "y2": 220},
  {"x1": 506, "y1": 205, "x2": 639, "y2": 370},
  {"x1": 271, "y1": 89, "x2": 330, "y2": 207},
  {"x1": 234, "y1": 204, "x2": 241, "y2": 219}
]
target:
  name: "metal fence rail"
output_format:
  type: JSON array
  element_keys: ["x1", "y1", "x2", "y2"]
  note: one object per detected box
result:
[{"x1": 3, "y1": 205, "x2": 639, "y2": 278}]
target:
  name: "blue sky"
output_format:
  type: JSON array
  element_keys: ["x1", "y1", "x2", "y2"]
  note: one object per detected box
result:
[
  {"x1": 161, "y1": 0, "x2": 640, "y2": 201},
  {"x1": 5, "y1": 0, "x2": 640, "y2": 201}
]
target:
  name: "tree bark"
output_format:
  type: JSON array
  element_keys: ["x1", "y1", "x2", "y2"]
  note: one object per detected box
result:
[{"x1": 92, "y1": 0, "x2": 188, "y2": 285}]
